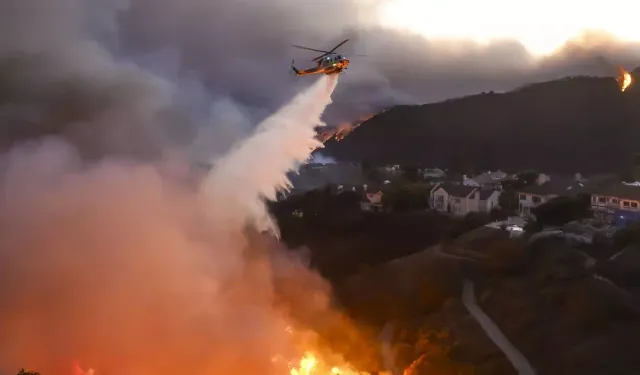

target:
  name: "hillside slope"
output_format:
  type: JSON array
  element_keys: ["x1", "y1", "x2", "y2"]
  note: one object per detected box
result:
[{"x1": 325, "y1": 69, "x2": 640, "y2": 173}]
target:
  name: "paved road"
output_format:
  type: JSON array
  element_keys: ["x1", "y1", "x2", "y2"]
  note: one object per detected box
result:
[{"x1": 462, "y1": 280, "x2": 537, "y2": 375}]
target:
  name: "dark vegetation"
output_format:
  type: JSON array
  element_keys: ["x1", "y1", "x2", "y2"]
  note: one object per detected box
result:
[
  {"x1": 271, "y1": 186, "x2": 493, "y2": 281},
  {"x1": 475, "y1": 237, "x2": 640, "y2": 375},
  {"x1": 325, "y1": 71, "x2": 640, "y2": 173},
  {"x1": 531, "y1": 193, "x2": 592, "y2": 227}
]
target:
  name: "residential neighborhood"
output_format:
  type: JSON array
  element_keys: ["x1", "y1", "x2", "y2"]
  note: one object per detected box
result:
[{"x1": 283, "y1": 160, "x2": 640, "y2": 233}]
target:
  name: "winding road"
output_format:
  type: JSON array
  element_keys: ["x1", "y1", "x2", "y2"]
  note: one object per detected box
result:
[
  {"x1": 462, "y1": 280, "x2": 537, "y2": 375},
  {"x1": 378, "y1": 242, "x2": 537, "y2": 375}
]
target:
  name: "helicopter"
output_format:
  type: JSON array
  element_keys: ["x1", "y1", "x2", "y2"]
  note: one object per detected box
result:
[{"x1": 290, "y1": 39, "x2": 353, "y2": 77}]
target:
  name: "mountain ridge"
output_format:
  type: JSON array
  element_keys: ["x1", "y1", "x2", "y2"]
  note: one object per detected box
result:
[{"x1": 324, "y1": 68, "x2": 640, "y2": 174}]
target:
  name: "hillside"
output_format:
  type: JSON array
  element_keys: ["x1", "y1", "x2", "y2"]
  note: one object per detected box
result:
[{"x1": 325, "y1": 69, "x2": 640, "y2": 173}]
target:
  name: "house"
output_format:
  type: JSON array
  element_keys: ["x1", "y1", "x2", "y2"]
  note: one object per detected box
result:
[
  {"x1": 360, "y1": 185, "x2": 384, "y2": 212},
  {"x1": 591, "y1": 183, "x2": 640, "y2": 227},
  {"x1": 427, "y1": 171, "x2": 464, "y2": 186},
  {"x1": 431, "y1": 184, "x2": 501, "y2": 216},
  {"x1": 463, "y1": 170, "x2": 509, "y2": 190},
  {"x1": 479, "y1": 190, "x2": 502, "y2": 212},
  {"x1": 422, "y1": 167, "x2": 446, "y2": 179},
  {"x1": 517, "y1": 175, "x2": 587, "y2": 219}
]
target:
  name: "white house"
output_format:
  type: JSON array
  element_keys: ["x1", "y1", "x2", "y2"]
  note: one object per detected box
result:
[
  {"x1": 479, "y1": 190, "x2": 502, "y2": 212},
  {"x1": 431, "y1": 184, "x2": 502, "y2": 216},
  {"x1": 422, "y1": 167, "x2": 446, "y2": 179},
  {"x1": 463, "y1": 170, "x2": 509, "y2": 190}
]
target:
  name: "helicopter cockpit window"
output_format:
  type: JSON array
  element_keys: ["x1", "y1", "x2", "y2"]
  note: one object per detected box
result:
[{"x1": 336, "y1": 55, "x2": 342, "y2": 60}]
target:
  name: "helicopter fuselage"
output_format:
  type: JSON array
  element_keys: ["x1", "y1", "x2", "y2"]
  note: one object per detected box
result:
[{"x1": 291, "y1": 39, "x2": 352, "y2": 77}]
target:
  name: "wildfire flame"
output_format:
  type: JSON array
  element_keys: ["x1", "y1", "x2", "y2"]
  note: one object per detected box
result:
[
  {"x1": 617, "y1": 66, "x2": 633, "y2": 92},
  {"x1": 70, "y1": 327, "x2": 377, "y2": 375},
  {"x1": 315, "y1": 114, "x2": 374, "y2": 143},
  {"x1": 281, "y1": 326, "x2": 371, "y2": 375},
  {"x1": 288, "y1": 352, "x2": 367, "y2": 375}
]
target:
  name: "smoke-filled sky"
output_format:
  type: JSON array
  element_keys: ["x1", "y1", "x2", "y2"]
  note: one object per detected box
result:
[
  {"x1": 115, "y1": 0, "x2": 640, "y2": 122},
  {"x1": 2, "y1": 0, "x2": 640, "y2": 156}
]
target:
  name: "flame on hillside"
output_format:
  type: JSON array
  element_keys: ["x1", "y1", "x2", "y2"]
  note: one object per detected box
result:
[
  {"x1": 617, "y1": 66, "x2": 633, "y2": 92},
  {"x1": 316, "y1": 114, "x2": 374, "y2": 143},
  {"x1": 280, "y1": 326, "x2": 372, "y2": 375}
]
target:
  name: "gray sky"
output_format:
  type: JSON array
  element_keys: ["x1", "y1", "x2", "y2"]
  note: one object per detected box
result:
[{"x1": 1, "y1": 0, "x2": 640, "y2": 159}]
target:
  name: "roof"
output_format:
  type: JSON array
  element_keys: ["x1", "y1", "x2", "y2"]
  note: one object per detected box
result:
[
  {"x1": 471, "y1": 171, "x2": 508, "y2": 184},
  {"x1": 591, "y1": 183, "x2": 640, "y2": 200},
  {"x1": 519, "y1": 176, "x2": 587, "y2": 197},
  {"x1": 478, "y1": 189, "x2": 498, "y2": 200},
  {"x1": 436, "y1": 184, "x2": 476, "y2": 198}
]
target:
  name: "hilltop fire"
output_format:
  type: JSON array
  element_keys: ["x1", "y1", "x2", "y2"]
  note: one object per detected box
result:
[
  {"x1": 315, "y1": 114, "x2": 374, "y2": 143},
  {"x1": 617, "y1": 66, "x2": 633, "y2": 92}
]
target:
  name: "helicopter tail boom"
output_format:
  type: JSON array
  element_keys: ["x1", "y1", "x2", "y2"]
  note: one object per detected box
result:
[{"x1": 291, "y1": 60, "x2": 301, "y2": 75}]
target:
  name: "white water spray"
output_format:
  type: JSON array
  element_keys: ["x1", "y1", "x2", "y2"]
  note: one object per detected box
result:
[{"x1": 203, "y1": 75, "x2": 339, "y2": 237}]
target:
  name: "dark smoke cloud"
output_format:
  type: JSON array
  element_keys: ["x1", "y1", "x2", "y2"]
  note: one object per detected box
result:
[
  {"x1": 114, "y1": 0, "x2": 640, "y2": 126},
  {"x1": 2, "y1": 0, "x2": 640, "y2": 156}
]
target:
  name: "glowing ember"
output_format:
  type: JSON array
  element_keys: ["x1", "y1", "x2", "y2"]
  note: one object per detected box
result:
[{"x1": 617, "y1": 66, "x2": 633, "y2": 92}]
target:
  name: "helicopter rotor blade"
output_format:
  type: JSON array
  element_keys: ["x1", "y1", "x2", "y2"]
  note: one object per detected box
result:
[
  {"x1": 312, "y1": 53, "x2": 331, "y2": 62},
  {"x1": 326, "y1": 39, "x2": 349, "y2": 54},
  {"x1": 294, "y1": 39, "x2": 350, "y2": 62},
  {"x1": 292, "y1": 44, "x2": 332, "y2": 54}
]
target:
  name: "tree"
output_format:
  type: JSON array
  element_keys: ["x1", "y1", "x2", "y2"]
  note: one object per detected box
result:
[
  {"x1": 382, "y1": 182, "x2": 430, "y2": 212},
  {"x1": 515, "y1": 169, "x2": 539, "y2": 187},
  {"x1": 498, "y1": 186, "x2": 519, "y2": 214},
  {"x1": 612, "y1": 221, "x2": 640, "y2": 249},
  {"x1": 532, "y1": 193, "x2": 591, "y2": 227},
  {"x1": 400, "y1": 164, "x2": 421, "y2": 183},
  {"x1": 361, "y1": 159, "x2": 383, "y2": 183}
]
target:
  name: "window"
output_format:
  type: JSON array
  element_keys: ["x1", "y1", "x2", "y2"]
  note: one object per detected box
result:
[
  {"x1": 598, "y1": 197, "x2": 606, "y2": 203},
  {"x1": 519, "y1": 194, "x2": 526, "y2": 200},
  {"x1": 612, "y1": 198, "x2": 619, "y2": 204},
  {"x1": 632, "y1": 202, "x2": 638, "y2": 209},
  {"x1": 592, "y1": 196, "x2": 597, "y2": 202},
  {"x1": 453, "y1": 198, "x2": 461, "y2": 204},
  {"x1": 623, "y1": 201, "x2": 630, "y2": 208},
  {"x1": 532, "y1": 196, "x2": 541, "y2": 204},
  {"x1": 436, "y1": 195, "x2": 444, "y2": 203}
]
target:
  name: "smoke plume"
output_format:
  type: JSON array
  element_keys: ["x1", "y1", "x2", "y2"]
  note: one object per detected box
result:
[{"x1": 0, "y1": 52, "x2": 372, "y2": 375}]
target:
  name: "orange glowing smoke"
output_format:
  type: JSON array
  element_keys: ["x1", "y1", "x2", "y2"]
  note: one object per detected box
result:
[{"x1": 617, "y1": 66, "x2": 633, "y2": 92}]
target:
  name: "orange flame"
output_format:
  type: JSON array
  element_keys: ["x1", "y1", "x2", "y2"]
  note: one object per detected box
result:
[
  {"x1": 319, "y1": 114, "x2": 374, "y2": 143},
  {"x1": 617, "y1": 66, "x2": 633, "y2": 92},
  {"x1": 279, "y1": 326, "x2": 371, "y2": 375}
]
